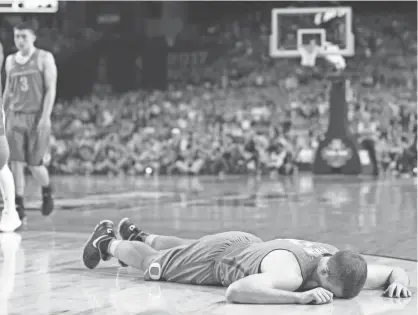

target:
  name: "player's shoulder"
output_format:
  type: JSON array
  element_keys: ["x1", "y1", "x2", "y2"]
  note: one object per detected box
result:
[
  {"x1": 38, "y1": 49, "x2": 55, "y2": 61},
  {"x1": 260, "y1": 250, "x2": 303, "y2": 288},
  {"x1": 36, "y1": 49, "x2": 56, "y2": 70},
  {"x1": 262, "y1": 249, "x2": 302, "y2": 273},
  {"x1": 6, "y1": 52, "x2": 16, "y2": 60}
]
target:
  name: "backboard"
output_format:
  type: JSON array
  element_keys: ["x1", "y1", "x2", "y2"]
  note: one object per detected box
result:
[{"x1": 270, "y1": 7, "x2": 354, "y2": 58}]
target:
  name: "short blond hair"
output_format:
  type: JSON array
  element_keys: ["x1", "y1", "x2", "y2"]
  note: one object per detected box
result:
[{"x1": 328, "y1": 250, "x2": 368, "y2": 299}]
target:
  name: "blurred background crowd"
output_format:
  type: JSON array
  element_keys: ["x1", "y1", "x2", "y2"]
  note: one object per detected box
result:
[{"x1": 1, "y1": 1, "x2": 416, "y2": 177}]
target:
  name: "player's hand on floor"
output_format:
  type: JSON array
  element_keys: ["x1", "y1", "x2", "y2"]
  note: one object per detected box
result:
[
  {"x1": 299, "y1": 288, "x2": 333, "y2": 305},
  {"x1": 383, "y1": 283, "x2": 412, "y2": 298}
]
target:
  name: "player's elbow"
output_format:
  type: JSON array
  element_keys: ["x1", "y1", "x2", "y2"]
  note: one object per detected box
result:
[
  {"x1": 225, "y1": 280, "x2": 258, "y2": 303},
  {"x1": 225, "y1": 283, "x2": 241, "y2": 303},
  {"x1": 44, "y1": 87, "x2": 57, "y2": 100}
]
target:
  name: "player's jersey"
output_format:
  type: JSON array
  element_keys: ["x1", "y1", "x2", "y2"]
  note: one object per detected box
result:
[
  {"x1": 8, "y1": 49, "x2": 44, "y2": 113},
  {"x1": 214, "y1": 239, "x2": 339, "y2": 287}
]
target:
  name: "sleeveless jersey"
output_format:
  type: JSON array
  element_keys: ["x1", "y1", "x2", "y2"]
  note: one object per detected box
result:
[
  {"x1": 214, "y1": 239, "x2": 339, "y2": 287},
  {"x1": 8, "y1": 49, "x2": 45, "y2": 113}
]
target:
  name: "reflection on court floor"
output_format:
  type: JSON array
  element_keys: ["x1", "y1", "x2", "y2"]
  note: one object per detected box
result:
[{"x1": 0, "y1": 175, "x2": 416, "y2": 315}]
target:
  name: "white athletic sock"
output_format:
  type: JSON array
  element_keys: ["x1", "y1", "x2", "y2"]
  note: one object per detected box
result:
[
  {"x1": 0, "y1": 164, "x2": 16, "y2": 213},
  {"x1": 145, "y1": 234, "x2": 157, "y2": 247},
  {"x1": 109, "y1": 240, "x2": 122, "y2": 256}
]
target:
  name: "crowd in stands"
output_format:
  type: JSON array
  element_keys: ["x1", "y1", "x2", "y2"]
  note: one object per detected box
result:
[
  {"x1": 0, "y1": 15, "x2": 101, "y2": 57},
  {"x1": 49, "y1": 82, "x2": 416, "y2": 177},
  {"x1": 9, "y1": 6, "x2": 417, "y2": 177}
]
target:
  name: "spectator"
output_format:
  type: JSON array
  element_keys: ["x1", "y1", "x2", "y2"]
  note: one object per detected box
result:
[{"x1": 44, "y1": 6, "x2": 415, "y2": 177}]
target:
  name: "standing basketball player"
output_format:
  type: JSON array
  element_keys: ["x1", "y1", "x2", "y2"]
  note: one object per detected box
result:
[
  {"x1": 3, "y1": 21, "x2": 57, "y2": 221},
  {"x1": 0, "y1": 41, "x2": 22, "y2": 232}
]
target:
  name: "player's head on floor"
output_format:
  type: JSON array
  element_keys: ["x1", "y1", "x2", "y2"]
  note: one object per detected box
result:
[
  {"x1": 13, "y1": 20, "x2": 37, "y2": 52},
  {"x1": 316, "y1": 250, "x2": 367, "y2": 299}
]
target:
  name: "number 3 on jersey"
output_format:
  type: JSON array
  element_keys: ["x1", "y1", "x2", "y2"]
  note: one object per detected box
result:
[{"x1": 19, "y1": 76, "x2": 29, "y2": 92}]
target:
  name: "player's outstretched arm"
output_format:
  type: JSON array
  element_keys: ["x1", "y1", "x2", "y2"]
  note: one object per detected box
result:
[
  {"x1": 226, "y1": 272, "x2": 334, "y2": 305},
  {"x1": 364, "y1": 264, "x2": 412, "y2": 298}
]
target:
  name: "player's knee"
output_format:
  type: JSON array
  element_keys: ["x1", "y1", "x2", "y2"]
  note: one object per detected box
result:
[
  {"x1": 10, "y1": 160, "x2": 25, "y2": 171},
  {"x1": 28, "y1": 164, "x2": 42, "y2": 172},
  {"x1": 0, "y1": 153, "x2": 9, "y2": 169}
]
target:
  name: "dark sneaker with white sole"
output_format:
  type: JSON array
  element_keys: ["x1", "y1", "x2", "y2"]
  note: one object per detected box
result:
[{"x1": 82, "y1": 220, "x2": 116, "y2": 270}]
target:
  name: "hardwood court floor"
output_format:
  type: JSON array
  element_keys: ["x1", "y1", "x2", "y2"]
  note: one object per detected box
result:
[{"x1": 0, "y1": 175, "x2": 416, "y2": 315}]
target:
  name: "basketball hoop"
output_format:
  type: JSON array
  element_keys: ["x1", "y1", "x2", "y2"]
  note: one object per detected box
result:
[
  {"x1": 300, "y1": 43, "x2": 319, "y2": 67},
  {"x1": 162, "y1": 18, "x2": 182, "y2": 48}
]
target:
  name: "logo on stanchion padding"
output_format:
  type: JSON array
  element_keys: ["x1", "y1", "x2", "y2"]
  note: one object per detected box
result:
[
  {"x1": 149, "y1": 262, "x2": 162, "y2": 280},
  {"x1": 321, "y1": 138, "x2": 352, "y2": 168}
]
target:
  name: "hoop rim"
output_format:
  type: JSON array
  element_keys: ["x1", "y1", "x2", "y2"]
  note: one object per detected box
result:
[{"x1": 297, "y1": 29, "x2": 325, "y2": 52}]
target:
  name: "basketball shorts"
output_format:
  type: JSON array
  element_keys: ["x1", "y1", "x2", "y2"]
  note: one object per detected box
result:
[
  {"x1": 6, "y1": 111, "x2": 51, "y2": 166},
  {"x1": 144, "y1": 231, "x2": 262, "y2": 286}
]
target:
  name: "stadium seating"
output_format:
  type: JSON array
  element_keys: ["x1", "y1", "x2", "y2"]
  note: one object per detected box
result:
[{"x1": 44, "y1": 9, "x2": 417, "y2": 176}]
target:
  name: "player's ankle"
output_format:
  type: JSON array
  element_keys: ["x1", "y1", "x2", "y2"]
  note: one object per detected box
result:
[
  {"x1": 109, "y1": 240, "x2": 122, "y2": 256},
  {"x1": 144, "y1": 234, "x2": 157, "y2": 247},
  {"x1": 98, "y1": 237, "x2": 113, "y2": 255},
  {"x1": 137, "y1": 231, "x2": 150, "y2": 242},
  {"x1": 42, "y1": 185, "x2": 52, "y2": 195},
  {"x1": 15, "y1": 195, "x2": 24, "y2": 207}
]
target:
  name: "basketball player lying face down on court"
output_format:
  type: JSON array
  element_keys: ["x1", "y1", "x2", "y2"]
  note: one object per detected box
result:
[{"x1": 83, "y1": 219, "x2": 412, "y2": 305}]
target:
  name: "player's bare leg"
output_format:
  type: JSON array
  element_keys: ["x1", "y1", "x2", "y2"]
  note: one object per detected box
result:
[
  {"x1": 116, "y1": 217, "x2": 195, "y2": 267},
  {"x1": 0, "y1": 233, "x2": 21, "y2": 314},
  {"x1": 28, "y1": 165, "x2": 49, "y2": 187},
  {"x1": 108, "y1": 240, "x2": 157, "y2": 270},
  {"x1": 28, "y1": 164, "x2": 54, "y2": 216},
  {"x1": 145, "y1": 234, "x2": 195, "y2": 250},
  {"x1": 118, "y1": 217, "x2": 195, "y2": 250},
  {"x1": 10, "y1": 161, "x2": 27, "y2": 221},
  {"x1": 82, "y1": 220, "x2": 158, "y2": 271},
  {"x1": 0, "y1": 137, "x2": 21, "y2": 232}
]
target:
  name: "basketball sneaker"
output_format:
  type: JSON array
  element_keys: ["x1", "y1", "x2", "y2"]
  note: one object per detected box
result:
[
  {"x1": 0, "y1": 209, "x2": 22, "y2": 232},
  {"x1": 41, "y1": 186, "x2": 54, "y2": 216},
  {"x1": 117, "y1": 217, "x2": 146, "y2": 241},
  {"x1": 117, "y1": 217, "x2": 148, "y2": 267},
  {"x1": 82, "y1": 220, "x2": 116, "y2": 270}
]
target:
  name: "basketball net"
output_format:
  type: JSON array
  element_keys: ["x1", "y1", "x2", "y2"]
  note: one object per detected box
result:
[{"x1": 300, "y1": 44, "x2": 319, "y2": 67}]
